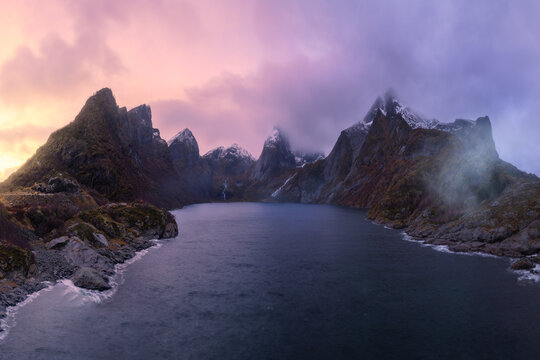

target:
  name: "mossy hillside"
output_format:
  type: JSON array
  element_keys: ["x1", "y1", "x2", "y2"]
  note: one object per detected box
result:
[
  {"x1": 0, "y1": 204, "x2": 35, "y2": 279},
  {"x1": 0, "y1": 243, "x2": 34, "y2": 279},
  {"x1": 77, "y1": 202, "x2": 177, "y2": 241},
  {"x1": 0, "y1": 190, "x2": 98, "y2": 238}
]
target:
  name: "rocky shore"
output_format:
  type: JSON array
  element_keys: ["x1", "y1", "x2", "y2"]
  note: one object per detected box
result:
[{"x1": 0, "y1": 201, "x2": 178, "y2": 323}]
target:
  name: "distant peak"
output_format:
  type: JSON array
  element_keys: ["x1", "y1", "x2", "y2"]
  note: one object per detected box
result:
[
  {"x1": 203, "y1": 143, "x2": 254, "y2": 161},
  {"x1": 264, "y1": 126, "x2": 290, "y2": 149},
  {"x1": 168, "y1": 128, "x2": 197, "y2": 146},
  {"x1": 362, "y1": 89, "x2": 439, "y2": 130}
]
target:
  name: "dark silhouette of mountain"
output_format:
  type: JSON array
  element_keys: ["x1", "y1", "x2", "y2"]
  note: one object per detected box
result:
[{"x1": 1, "y1": 88, "x2": 187, "y2": 208}]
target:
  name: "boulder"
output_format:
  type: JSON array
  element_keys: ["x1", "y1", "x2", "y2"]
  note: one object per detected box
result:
[
  {"x1": 511, "y1": 258, "x2": 536, "y2": 270},
  {"x1": 92, "y1": 233, "x2": 108, "y2": 247},
  {"x1": 48, "y1": 236, "x2": 70, "y2": 249},
  {"x1": 71, "y1": 267, "x2": 111, "y2": 291},
  {"x1": 63, "y1": 239, "x2": 114, "y2": 274}
]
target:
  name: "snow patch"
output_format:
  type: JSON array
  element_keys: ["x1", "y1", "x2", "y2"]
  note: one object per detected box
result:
[{"x1": 271, "y1": 175, "x2": 296, "y2": 198}]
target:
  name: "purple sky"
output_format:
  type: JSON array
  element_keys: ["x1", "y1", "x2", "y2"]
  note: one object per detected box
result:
[{"x1": 1, "y1": 0, "x2": 539, "y2": 176}]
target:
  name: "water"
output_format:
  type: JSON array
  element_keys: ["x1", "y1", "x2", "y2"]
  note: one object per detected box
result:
[{"x1": 1, "y1": 203, "x2": 540, "y2": 359}]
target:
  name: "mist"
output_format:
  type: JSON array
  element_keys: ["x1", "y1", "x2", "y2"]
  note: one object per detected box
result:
[{"x1": 152, "y1": 0, "x2": 540, "y2": 175}]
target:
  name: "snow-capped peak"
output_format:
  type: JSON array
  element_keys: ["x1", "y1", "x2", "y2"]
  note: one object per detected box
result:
[
  {"x1": 264, "y1": 126, "x2": 289, "y2": 149},
  {"x1": 363, "y1": 90, "x2": 440, "y2": 130},
  {"x1": 228, "y1": 143, "x2": 255, "y2": 160},
  {"x1": 203, "y1": 144, "x2": 255, "y2": 161},
  {"x1": 168, "y1": 128, "x2": 197, "y2": 147}
]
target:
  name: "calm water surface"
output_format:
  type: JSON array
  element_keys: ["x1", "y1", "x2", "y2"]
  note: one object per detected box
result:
[{"x1": 1, "y1": 203, "x2": 539, "y2": 359}]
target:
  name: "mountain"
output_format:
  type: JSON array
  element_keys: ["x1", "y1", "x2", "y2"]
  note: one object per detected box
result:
[
  {"x1": 1, "y1": 88, "x2": 187, "y2": 208},
  {"x1": 202, "y1": 144, "x2": 256, "y2": 200},
  {"x1": 273, "y1": 94, "x2": 539, "y2": 256},
  {"x1": 168, "y1": 128, "x2": 200, "y2": 169},
  {"x1": 250, "y1": 127, "x2": 296, "y2": 181},
  {"x1": 363, "y1": 90, "x2": 439, "y2": 129},
  {"x1": 166, "y1": 127, "x2": 256, "y2": 201},
  {"x1": 293, "y1": 151, "x2": 325, "y2": 167}
]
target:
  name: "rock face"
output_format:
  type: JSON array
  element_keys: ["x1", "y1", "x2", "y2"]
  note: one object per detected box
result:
[
  {"x1": 251, "y1": 127, "x2": 296, "y2": 182},
  {"x1": 202, "y1": 144, "x2": 255, "y2": 200},
  {"x1": 293, "y1": 151, "x2": 325, "y2": 168},
  {"x1": 34, "y1": 202, "x2": 179, "y2": 291},
  {"x1": 168, "y1": 129, "x2": 200, "y2": 169},
  {"x1": 275, "y1": 92, "x2": 540, "y2": 256},
  {"x1": 167, "y1": 127, "x2": 256, "y2": 201},
  {"x1": 2, "y1": 88, "x2": 187, "y2": 208}
]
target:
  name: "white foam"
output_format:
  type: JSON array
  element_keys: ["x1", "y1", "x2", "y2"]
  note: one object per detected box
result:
[
  {"x1": 512, "y1": 263, "x2": 540, "y2": 283},
  {"x1": 401, "y1": 232, "x2": 498, "y2": 258},
  {"x1": 59, "y1": 241, "x2": 163, "y2": 305},
  {"x1": 0, "y1": 281, "x2": 55, "y2": 341},
  {"x1": 0, "y1": 240, "x2": 163, "y2": 342}
]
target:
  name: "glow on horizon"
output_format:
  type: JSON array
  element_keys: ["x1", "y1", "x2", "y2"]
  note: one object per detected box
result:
[{"x1": 0, "y1": 0, "x2": 539, "y2": 180}]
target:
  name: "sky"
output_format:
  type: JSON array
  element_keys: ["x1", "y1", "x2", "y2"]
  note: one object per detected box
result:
[{"x1": 0, "y1": 0, "x2": 539, "y2": 179}]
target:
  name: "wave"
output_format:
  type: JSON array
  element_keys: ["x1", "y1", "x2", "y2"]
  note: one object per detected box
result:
[{"x1": 0, "y1": 240, "x2": 163, "y2": 342}]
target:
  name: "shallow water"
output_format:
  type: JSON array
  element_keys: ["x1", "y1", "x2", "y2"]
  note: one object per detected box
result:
[{"x1": 1, "y1": 203, "x2": 540, "y2": 359}]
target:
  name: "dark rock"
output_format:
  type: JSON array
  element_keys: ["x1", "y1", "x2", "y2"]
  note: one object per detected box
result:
[
  {"x1": 4, "y1": 88, "x2": 188, "y2": 208},
  {"x1": 48, "y1": 236, "x2": 70, "y2": 249},
  {"x1": 32, "y1": 177, "x2": 80, "y2": 194},
  {"x1": 71, "y1": 267, "x2": 111, "y2": 291},
  {"x1": 251, "y1": 127, "x2": 296, "y2": 181},
  {"x1": 511, "y1": 258, "x2": 536, "y2": 270}
]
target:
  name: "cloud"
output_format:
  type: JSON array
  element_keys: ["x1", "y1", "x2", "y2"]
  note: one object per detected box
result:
[
  {"x1": 0, "y1": 1, "x2": 126, "y2": 105},
  {"x1": 152, "y1": 0, "x2": 540, "y2": 174},
  {"x1": 0, "y1": 0, "x2": 539, "y2": 176}
]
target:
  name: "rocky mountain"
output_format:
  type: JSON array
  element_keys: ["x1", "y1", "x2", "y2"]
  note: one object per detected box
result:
[
  {"x1": 363, "y1": 90, "x2": 439, "y2": 129},
  {"x1": 274, "y1": 94, "x2": 539, "y2": 257},
  {"x1": 168, "y1": 129, "x2": 200, "y2": 169},
  {"x1": 1, "y1": 88, "x2": 188, "y2": 208},
  {"x1": 167, "y1": 128, "x2": 214, "y2": 202},
  {"x1": 202, "y1": 144, "x2": 255, "y2": 200},
  {"x1": 0, "y1": 86, "x2": 538, "y2": 300},
  {"x1": 250, "y1": 127, "x2": 296, "y2": 182},
  {"x1": 293, "y1": 151, "x2": 325, "y2": 167}
]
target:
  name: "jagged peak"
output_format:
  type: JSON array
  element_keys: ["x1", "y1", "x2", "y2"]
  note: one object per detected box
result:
[
  {"x1": 93, "y1": 87, "x2": 115, "y2": 100},
  {"x1": 264, "y1": 126, "x2": 291, "y2": 150},
  {"x1": 344, "y1": 120, "x2": 371, "y2": 136},
  {"x1": 168, "y1": 128, "x2": 197, "y2": 147},
  {"x1": 128, "y1": 104, "x2": 152, "y2": 128},
  {"x1": 81, "y1": 87, "x2": 117, "y2": 108},
  {"x1": 363, "y1": 89, "x2": 439, "y2": 130},
  {"x1": 203, "y1": 143, "x2": 254, "y2": 160}
]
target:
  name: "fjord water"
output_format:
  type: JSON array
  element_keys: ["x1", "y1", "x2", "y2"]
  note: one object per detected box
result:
[{"x1": 1, "y1": 203, "x2": 540, "y2": 359}]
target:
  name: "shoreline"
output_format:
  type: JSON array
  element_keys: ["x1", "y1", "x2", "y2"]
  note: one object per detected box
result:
[
  {"x1": 399, "y1": 231, "x2": 540, "y2": 283},
  {"x1": 0, "y1": 238, "x2": 164, "y2": 342}
]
